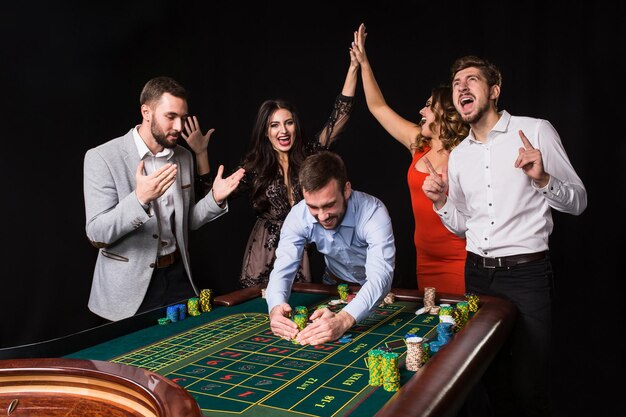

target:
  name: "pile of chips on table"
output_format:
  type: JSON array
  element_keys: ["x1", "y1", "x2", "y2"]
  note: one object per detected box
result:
[
  {"x1": 160, "y1": 303, "x2": 187, "y2": 325},
  {"x1": 292, "y1": 306, "x2": 308, "y2": 330},
  {"x1": 158, "y1": 288, "x2": 213, "y2": 325},
  {"x1": 367, "y1": 347, "x2": 400, "y2": 392},
  {"x1": 200, "y1": 289, "x2": 213, "y2": 312},
  {"x1": 329, "y1": 284, "x2": 350, "y2": 306},
  {"x1": 399, "y1": 289, "x2": 483, "y2": 365},
  {"x1": 452, "y1": 301, "x2": 469, "y2": 333},
  {"x1": 290, "y1": 305, "x2": 309, "y2": 344},
  {"x1": 429, "y1": 322, "x2": 454, "y2": 353},
  {"x1": 378, "y1": 292, "x2": 396, "y2": 307},
  {"x1": 187, "y1": 297, "x2": 201, "y2": 316},
  {"x1": 404, "y1": 334, "x2": 430, "y2": 371},
  {"x1": 465, "y1": 293, "x2": 479, "y2": 312},
  {"x1": 415, "y1": 287, "x2": 440, "y2": 315},
  {"x1": 337, "y1": 284, "x2": 349, "y2": 301},
  {"x1": 424, "y1": 303, "x2": 455, "y2": 352},
  {"x1": 415, "y1": 288, "x2": 480, "y2": 327}
]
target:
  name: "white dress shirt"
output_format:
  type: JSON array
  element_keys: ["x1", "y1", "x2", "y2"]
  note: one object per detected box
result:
[
  {"x1": 436, "y1": 111, "x2": 587, "y2": 258},
  {"x1": 133, "y1": 128, "x2": 177, "y2": 257}
]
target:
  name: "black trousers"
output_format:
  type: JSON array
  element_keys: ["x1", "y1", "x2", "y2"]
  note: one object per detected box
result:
[
  {"x1": 136, "y1": 259, "x2": 196, "y2": 315},
  {"x1": 464, "y1": 254, "x2": 554, "y2": 417}
]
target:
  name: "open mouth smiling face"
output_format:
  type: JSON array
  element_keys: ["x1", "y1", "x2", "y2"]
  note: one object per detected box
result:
[
  {"x1": 268, "y1": 108, "x2": 296, "y2": 152},
  {"x1": 459, "y1": 96, "x2": 475, "y2": 113}
]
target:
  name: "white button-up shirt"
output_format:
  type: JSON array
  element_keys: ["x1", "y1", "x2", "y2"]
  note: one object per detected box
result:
[
  {"x1": 133, "y1": 128, "x2": 177, "y2": 257},
  {"x1": 436, "y1": 111, "x2": 587, "y2": 257}
]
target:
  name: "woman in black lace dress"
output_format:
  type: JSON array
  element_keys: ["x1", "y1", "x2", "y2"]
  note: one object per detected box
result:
[{"x1": 237, "y1": 50, "x2": 359, "y2": 288}]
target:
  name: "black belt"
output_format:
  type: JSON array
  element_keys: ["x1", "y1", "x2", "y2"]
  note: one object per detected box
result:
[
  {"x1": 467, "y1": 251, "x2": 547, "y2": 269},
  {"x1": 156, "y1": 248, "x2": 181, "y2": 268}
]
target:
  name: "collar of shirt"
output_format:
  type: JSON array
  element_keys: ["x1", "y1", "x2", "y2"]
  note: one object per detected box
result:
[
  {"x1": 467, "y1": 110, "x2": 511, "y2": 145},
  {"x1": 132, "y1": 126, "x2": 174, "y2": 160}
]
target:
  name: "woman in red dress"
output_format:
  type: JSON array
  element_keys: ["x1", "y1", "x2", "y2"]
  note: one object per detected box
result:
[{"x1": 352, "y1": 24, "x2": 469, "y2": 295}]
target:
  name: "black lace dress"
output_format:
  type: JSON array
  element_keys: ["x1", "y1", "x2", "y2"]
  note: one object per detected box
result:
[{"x1": 238, "y1": 94, "x2": 354, "y2": 288}]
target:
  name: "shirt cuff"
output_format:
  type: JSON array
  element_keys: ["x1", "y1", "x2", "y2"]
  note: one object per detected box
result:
[{"x1": 531, "y1": 175, "x2": 552, "y2": 192}]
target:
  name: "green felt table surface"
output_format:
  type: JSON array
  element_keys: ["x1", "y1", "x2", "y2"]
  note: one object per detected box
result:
[
  {"x1": 67, "y1": 292, "x2": 439, "y2": 417},
  {"x1": 53, "y1": 284, "x2": 516, "y2": 417}
]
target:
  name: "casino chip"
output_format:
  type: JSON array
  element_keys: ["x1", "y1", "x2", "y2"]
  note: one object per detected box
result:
[
  {"x1": 337, "y1": 284, "x2": 349, "y2": 301},
  {"x1": 382, "y1": 352, "x2": 400, "y2": 392},
  {"x1": 465, "y1": 293, "x2": 480, "y2": 312},
  {"x1": 429, "y1": 322, "x2": 453, "y2": 353},
  {"x1": 293, "y1": 314, "x2": 307, "y2": 331},
  {"x1": 187, "y1": 297, "x2": 201, "y2": 316},
  {"x1": 200, "y1": 289, "x2": 213, "y2": 312},
  {"x1": 405, "y1": 335, "x2": 425, "y2": 371},
  {"x1": 416, "y1": 287, "x2": 438, "y2": 315},
  {"x1": 293, "y1": 306, "x2": 308, "y2": 316},
  {"x1": 166, "y1": 305, "x2": 179, "y2": 322},
  {"x1": 368, "y1": 349, "x2": 384, "y2": 386},
  {"x1": 453, "y1": 301, "x2": 469, "y2": 332},
  {"x1": 176, "y1": 303, "x2": 187, "y2": 320}
]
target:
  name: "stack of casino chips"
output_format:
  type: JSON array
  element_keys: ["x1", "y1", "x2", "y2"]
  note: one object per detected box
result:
[
  {"x1": 416, "y1": 287, "x2": 440, "y2": 315},
  {"x1": 337, "y1": 284, "x2": 349, "y2": 301},
  {"x1": 291, "y1": 306, "x2": 309, "y2": 344},
  {"x1": 162, "y1": 303, "x2": 189, "y2": 324},
  {"x1": 452, "y1": 301, "x2": 469, "y2": 333},
  {"x1": 293, "y1": 305, "x2": 308, "y2": 316},
  {"x1": 465, "y1": 293, "x2": 480, "y2": 312},
  {"x1": 439, "y1": 304, "x2": 455, "y2": 325},
  {"x1": 382, "y1": 352, "x2": 400, "y2": 392},
  {"x1": 166, "y1": 305, "x2": 179, "y2": 322},
  {"x1": 384, "y1": 292, "x2": 396, "y2": 304},
  {"x1": 404, "y1": 335, "x2": 425, "y2": 371},
  {"x1": 176, "y1": 303, "x2": 187, "y2": 320},
  {"x1": 458, "y1": 301, "x2": 469, "y2": 322},
  {"x1": 424, "y1": 287, "x2": 436, "y2": 309},
  {"x1": 290, "y1": 315, "x2": 307, "y2": 345},
  {"x1": 292, "y1": 314, "x2": 308, "y2": 331},
  {"x1": 368, "y1": 349, "x2": 384, "y2": 386},
  {"x1": 421, "y1": 342, "x2": 431, "y2": 365},
  {"x1": 199, "y1": 289, "x2": 212, "y2": 313},
  {"x1": 452, "y1": 309, "x2": 462, "y2": 332},
  {"x1": 187, "y1": 297, "x2": 201, "y2": 316},
  {"x1": 379, "y1": 292, "x2": 396, "y2": 307},
  {"x1": 429, "y1": 322, "x2": 454, "y2": 353}
]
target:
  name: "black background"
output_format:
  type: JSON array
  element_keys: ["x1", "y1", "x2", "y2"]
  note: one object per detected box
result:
[{"x1": 2, "y1": 1, "x2": 623, "y2": 414}]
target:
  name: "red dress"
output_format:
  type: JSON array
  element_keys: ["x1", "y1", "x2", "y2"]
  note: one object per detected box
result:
[{"x1": 407, "y1": 149, "x2": 467, "y2": 295}]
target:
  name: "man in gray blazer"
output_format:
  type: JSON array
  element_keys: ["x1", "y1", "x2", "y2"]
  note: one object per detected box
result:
[{"x1": 83, "y1": 76, "x2": 244, "y2": 321}]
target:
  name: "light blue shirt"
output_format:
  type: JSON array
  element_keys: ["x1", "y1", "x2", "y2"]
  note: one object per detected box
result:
[{"x1": 265, "y1": 190, "x2": 395, "y2": 323}]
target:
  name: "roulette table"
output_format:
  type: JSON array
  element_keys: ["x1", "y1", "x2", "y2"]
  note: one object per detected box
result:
[{"x1": 0, "y1": 283, "x2": 516, "y2": 417}]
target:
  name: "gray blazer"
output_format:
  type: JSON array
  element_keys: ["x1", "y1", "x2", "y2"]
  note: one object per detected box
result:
[{"x1": 83, "y1": 129, "x2": 226, "y2": 320}]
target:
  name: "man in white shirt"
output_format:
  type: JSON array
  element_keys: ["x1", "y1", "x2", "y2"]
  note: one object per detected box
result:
[{"x1": 423, "y1": 56, "x2": 586, "y2": 417}]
